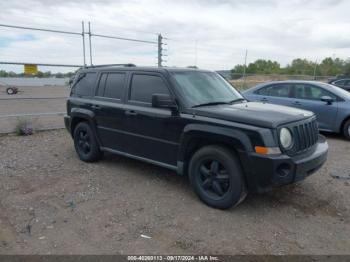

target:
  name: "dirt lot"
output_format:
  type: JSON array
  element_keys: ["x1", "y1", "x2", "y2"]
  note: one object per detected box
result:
[{"x1": 0, "y1": 130, "x2": 349, "y2": 255}]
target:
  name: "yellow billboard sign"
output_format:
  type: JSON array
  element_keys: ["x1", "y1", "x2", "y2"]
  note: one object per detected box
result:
[{"x1": 24, "y1": 64, "x2": 38, "y2": 75}]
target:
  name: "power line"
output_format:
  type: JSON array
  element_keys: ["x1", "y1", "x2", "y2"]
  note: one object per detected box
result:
[
  {"x1": 0, "y1": 61, "x2": 81, "y2": 67},
  {"x1": 0, "y1": 22, "x2": 162, "y2": 67},
  {"x1": 0, "y1": 23, "x2": 81, "y2": 36},
  {"x1": 90, "y1": 33, "x2": 157, "y2": 45}
]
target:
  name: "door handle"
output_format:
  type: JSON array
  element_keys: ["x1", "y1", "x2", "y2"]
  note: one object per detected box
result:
[
  {"x1": 261, "y1": 97, "x2": 268, "y2": 102},
  {"x1": 91, "y1": 104, "x2": 101, "y2": 110},
  {"x1": 125, "y1": 110, "x2": 138, "y2": 116},
  {"x1": 292, "y1": 101, "x2": 301, "y2": 105}
]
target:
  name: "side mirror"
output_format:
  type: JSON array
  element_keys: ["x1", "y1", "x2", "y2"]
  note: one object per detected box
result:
[
  {"x1": 321, "y1": 96, "x2": 334, "y2": 105},
  {"x1": 152, "y1": 94, "x2": 178, "y2": 111}
]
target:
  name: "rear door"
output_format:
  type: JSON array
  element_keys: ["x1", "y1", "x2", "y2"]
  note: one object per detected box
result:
[
  {"x1": 123, "y1": 72, "x2": 183, "y2": 166},
  {"x1": 290, "y1": 83, "x2": 338, "y2": 131},
  {"x1": 92, "y1": 71, "x2": 129, "y2": 151},
  {"x1": 254, "y1": 83, "x2": 294, "y2": 106}
]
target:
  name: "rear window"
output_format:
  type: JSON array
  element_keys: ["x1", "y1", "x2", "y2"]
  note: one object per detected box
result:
[{"x1": 72, "y1": 72, "x2": 96, "y2": 97}]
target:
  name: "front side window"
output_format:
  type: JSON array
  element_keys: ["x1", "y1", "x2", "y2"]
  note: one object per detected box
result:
[
  {"x1": 293, "y1": 84, "x2": 336, "y2": 100},
  {"x1": 72, "y1": 72, "x2": 96, "y2": 97},
  {"x1": 129, "y1": 74, "x2": 170, "y2": 103},
  {"x1": 171, "y1": 71, "x2": 242, "y2": 107}
]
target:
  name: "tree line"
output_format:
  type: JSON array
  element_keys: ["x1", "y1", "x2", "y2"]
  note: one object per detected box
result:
[
  {"x1": 0, "y1": 70, "x2": 75, "y2": 78},
  {"x1": 231, "y1": 57, "x2": 350, "y2": 79},
  {"x1": 1, "y1": 57, "x2": 350, "y2": 78}
]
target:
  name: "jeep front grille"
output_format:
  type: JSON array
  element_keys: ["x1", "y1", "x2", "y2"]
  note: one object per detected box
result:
[{"x1": 282, "y1": 118, "x2": 319, "y2": 155}]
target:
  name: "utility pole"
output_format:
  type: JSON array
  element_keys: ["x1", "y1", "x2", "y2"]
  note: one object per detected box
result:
[
  {"x1": 195, "y1": 39, "x2": 198, "y2": 67},
  {"x1": 158, "y1": 34, "x2": 163, "y2": 67},
  {"x1": 242, "y1": 49, "x2": 248, "y2": 88},
  {"x1": 313, "y1": 59, "x2": 318, "y2": 80},
  {"x1": 81, "y1": 21, "x2": 86, "y2": 66},
  {"x1": 88, "y1": 22, "x2": 93, "y2": 66}
]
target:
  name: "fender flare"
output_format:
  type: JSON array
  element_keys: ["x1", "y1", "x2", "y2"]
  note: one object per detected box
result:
[
  {"x1": 177, "y1": 123, "x2": 253, "y2": 163},
  {"x1": 69, "y1": 108, "x2": 101, "y2": 145}
]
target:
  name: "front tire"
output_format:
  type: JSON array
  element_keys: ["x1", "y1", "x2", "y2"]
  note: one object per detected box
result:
[
  {"x1": 343, "y1": 119, "x2": 350, "y2": 140},
  {"x1": 6, "y1": 87, "x2": 16, "y2": 95},
  {"x1": 73, "y1": 122, "x2": 102, "y2": 162},
  {"x1": 189, "y1": 145, "x2": 247, "y2": 209}
]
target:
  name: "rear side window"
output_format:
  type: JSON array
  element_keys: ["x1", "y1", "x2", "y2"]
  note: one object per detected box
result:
[
  {"x1": 72, "y1": 72, "x2": 96, "y2": 97},
  {"x1": 96, "y1": 73, "x2": 107, "y2": 97},
  {"x1": 129, "y1": 74, "x2": 170, "y2": 103},
  {"x1": 257, "y1": 84, "x2": 291, "y2": 98},
  {"x1": 104, "y1": 73, "x2": 126, "y2": 99},
  {"x1": 96, "y1": 72, "x2": 126, "y2": 100}
]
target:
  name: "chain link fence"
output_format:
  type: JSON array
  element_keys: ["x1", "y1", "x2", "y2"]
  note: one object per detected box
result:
[{"x1": 217, "y1": 72, "x2": 333, "y2": 91}]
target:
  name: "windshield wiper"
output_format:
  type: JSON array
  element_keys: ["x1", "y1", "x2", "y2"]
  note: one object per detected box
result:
[
  {"x1": 192, "y1": 101, "x2": 230, "y2": 108},
  {"x1": 192, "y1": 98, "x2": 246, "y2": 108},
  {"x1": 228, "y1": 98, "x2": 246, "y2": 104}
]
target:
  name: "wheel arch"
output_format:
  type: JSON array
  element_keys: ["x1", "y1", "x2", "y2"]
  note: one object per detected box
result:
[
  {"x1": 340, "y1": 115, "x2": 350, "y2": 134},
  {"x1": 177, "y1": 124, "x2": 253, "y2": 175},
  {"x1": 69, "y1": 108, "x2": 101, "y2": 146}
]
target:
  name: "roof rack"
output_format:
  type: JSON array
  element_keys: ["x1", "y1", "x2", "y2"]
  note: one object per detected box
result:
[{"x1": 84, "y1": 63, "x2": 136, "y2": 68}]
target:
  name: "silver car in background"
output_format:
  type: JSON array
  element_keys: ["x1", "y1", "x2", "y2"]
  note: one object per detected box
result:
[{"x1": 243, "y1": 80, "x2": 350, "y2": 140}]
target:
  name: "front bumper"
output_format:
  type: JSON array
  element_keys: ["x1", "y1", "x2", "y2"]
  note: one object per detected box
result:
[{"x1": 243, "y1": 135, "x2": 328, "y2": 193}]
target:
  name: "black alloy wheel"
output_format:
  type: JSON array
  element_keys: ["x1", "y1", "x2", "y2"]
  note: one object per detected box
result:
[
  {"x1": 77, "y1": 129, "x2": 91, "y2": 155},
  {"x1": 197, "y1": 159, "x2": 230, "y2": 199},
  {"x1": 73, "y1": 122, "x2": 102, "y2": 162},
  {"x1": 189, "y1": 145, "x2": 247, "y2": 209}
]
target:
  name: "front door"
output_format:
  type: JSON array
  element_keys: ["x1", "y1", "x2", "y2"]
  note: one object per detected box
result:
[
  {"x1": 123, "y1": 72, "x2": 184, "y2": 166},
  {"x1": 290, "y1": 83, "x2": 338, "y2": 131}
]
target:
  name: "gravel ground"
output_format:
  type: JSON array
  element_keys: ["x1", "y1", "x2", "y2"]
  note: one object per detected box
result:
[
  {"x1": 0, "y1": 86, "x2": 68, "y2": 133},
  {"x1": 0, "y1": 130, "x2": 349, "y2": 255}
]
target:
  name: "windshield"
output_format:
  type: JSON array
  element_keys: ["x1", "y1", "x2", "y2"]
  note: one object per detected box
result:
[
  {"x1": 319, "y1": 82, "x2": 350, "y2": 100},
  {"x1": 171, "y1": 71, "x2": 244, "y2": 107}
]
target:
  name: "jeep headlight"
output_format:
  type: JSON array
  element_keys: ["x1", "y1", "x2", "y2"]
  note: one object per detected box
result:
[{"x1": 279, "y1": 128, "x2": 293, "y2": 149}]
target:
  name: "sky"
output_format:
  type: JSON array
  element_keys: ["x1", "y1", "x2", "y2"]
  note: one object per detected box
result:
[{"x1": 0, "y1": 0, "x2": 350, "y2": 73}]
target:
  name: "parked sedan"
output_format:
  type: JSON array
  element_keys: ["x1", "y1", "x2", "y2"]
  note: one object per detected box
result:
[
  {"x1": 243, "y1": 80, "x2": 350, "y2": 140},
  {"x1": 329, "y1": 78, "x2": 350, "y2": 92}
]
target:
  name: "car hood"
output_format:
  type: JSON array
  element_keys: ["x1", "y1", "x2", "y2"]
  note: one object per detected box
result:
[{"x1": 192, "y1": 102, "x2": 314, "y2": 129}]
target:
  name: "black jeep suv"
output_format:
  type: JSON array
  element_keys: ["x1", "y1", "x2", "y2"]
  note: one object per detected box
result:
[{"x1": 65, "y1": 65, "x2": 328, "y2": 209}]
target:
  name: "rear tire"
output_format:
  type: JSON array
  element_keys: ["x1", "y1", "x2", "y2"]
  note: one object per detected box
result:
[
  {"x1": 343, "y1": 119, "x2": 350, "y2": 140},
  {"x1": 73, "y1": 122, "x2": 102, "y2": 162},
  {"x1": 188, "y1": 145, "x2": 247, "y2": 209}
]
